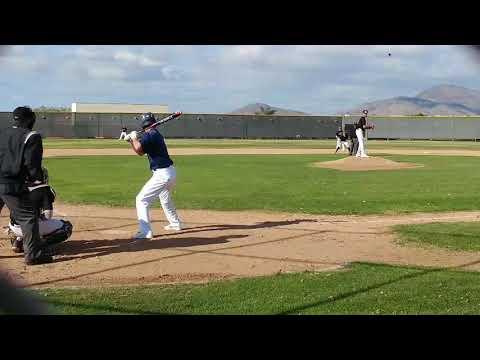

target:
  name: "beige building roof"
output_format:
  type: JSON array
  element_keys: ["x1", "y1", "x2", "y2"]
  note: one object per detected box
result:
[{"x1": 71, "y1": 103, "x2": 169, "y2": 114}]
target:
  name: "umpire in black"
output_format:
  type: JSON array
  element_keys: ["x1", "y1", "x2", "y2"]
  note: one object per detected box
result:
[{"x1": 0, "y1": 106, "x2": 52, "y2": 265}]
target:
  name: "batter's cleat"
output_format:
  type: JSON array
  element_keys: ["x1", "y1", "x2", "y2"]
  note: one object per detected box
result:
[
  {"x1": 360, "y1": 155, "x2": 369, "y2": 158},
  {"x1": 164, "y1": 224, "x2": 182, "y2": 231},
  {"x1": 132, "y1": 231, "x2": 153, "y2": 240},
  {"x1": 10, "y1": 237, "x2": 24, "y2": 253}
]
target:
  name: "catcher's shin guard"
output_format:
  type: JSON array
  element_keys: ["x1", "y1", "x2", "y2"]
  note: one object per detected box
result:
[{"x1": 43, "y1": 220, "x2": 73, "y2": 246}]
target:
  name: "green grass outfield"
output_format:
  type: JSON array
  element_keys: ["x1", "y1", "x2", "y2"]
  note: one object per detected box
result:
[
  {"x1": 43, "y1": 138, "x2": 480, "y2": 150},
  {"x1": 394, "y1": 222, "x2": 480, "y2": 252},
  {"x1": 36, "y1": 141, "x2": 480, "y2": 315},
  {"x1": 35, "y1": 262, "x2": 480, "y2": 315},
  {"x1": 44, "y1": 154, "x2": 480, "y2": 215}
]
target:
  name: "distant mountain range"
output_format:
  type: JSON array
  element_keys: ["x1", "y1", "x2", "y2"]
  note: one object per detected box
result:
[
  {"x1": 229, "y1": 103, "x2": 308, "y2": 116},
  {"x1": 230, "y1": 85, "x2": 480, "y2": 117},
  {"x1": 345, "y1": 85, "x2": 480, "y2": 116}
]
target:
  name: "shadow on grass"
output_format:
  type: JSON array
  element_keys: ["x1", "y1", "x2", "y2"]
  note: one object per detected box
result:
[
  {"x1": 44, "y1": 259, "x2": 480, "y2": 315},
  {"x1": 394, "y1": 229, "x2": 480, "y2": 251},
  {"x1": 276, "y1": 259, "x2": 480, "y2": 315},
  {"x1": 45, "y1": 299, "x2": 169, "y2": 315},
  {"x1": 396, "y1": 229, "x2": 480, "y2": 239}
]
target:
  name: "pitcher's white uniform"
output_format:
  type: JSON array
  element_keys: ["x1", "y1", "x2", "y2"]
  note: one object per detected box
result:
[{"x1": 355, "y1": 111, "x2": 369, "y2": 158}]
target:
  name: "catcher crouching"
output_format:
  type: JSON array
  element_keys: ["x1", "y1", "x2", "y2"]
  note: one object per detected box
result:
[{"x1": 6, "y1": 167, "x2": 73, "y2": 253}]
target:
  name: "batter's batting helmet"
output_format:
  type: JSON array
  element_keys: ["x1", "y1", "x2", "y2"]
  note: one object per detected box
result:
[
  {"x1": 140, "y1": 112, "x2": 156, "y2": 129},
  {"x1": 362, "y1": 109, "x2": 369, "y2": 115}
]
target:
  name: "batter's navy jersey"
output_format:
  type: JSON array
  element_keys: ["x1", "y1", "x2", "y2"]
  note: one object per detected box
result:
[{"x1": 139, "y1": 129, "x2": 173, "y2": 171}]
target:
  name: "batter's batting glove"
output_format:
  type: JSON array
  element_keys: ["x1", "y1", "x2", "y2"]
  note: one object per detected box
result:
[{"x1": 124, "y1": 131, "x2": 138, "y2": 142}]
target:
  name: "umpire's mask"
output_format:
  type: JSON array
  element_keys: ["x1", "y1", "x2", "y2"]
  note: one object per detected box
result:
[{"x1": 13, "y1": 106, "x2": 36, "y2": 130}]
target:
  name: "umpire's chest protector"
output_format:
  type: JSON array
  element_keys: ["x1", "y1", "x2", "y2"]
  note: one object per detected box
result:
[{"x1": 0, "y1": 127, "x2": 32, "y2": 188}]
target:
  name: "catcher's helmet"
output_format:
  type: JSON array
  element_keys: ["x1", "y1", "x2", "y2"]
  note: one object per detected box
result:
[{"x1": 139, "y1": 112, "x2": 156, "y2": 129}]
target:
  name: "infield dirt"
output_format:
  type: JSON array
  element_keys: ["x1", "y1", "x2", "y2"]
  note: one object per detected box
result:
[{"x1": 2, "y1": 204, "x2": 480, "y2": 289}]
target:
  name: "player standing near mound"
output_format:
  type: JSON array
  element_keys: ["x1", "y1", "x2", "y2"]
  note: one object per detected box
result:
[
  {"x1": 335, "y1": 127, "x2": 350, "y2": 154},
  {"x1": 125, "y1": 113, "x2": 182, "y2": 240},
  {"x1": 118, "y1": 126, "x2": 128, "y2": 140}
]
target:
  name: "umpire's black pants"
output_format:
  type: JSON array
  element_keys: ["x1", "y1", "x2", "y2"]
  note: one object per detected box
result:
[
  {"x1": 1, "y1": 193, "x2": 47, "y2": 263},
  {"x1": 351, "y1": 138, "x2": 359, "y2": 156}
]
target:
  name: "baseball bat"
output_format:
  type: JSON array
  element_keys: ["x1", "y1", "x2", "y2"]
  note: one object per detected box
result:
[{"x1": 137, "y1": 111, "x2": 183, "y2": 135}]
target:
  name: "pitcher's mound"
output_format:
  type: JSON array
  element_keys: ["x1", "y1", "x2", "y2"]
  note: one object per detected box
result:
[{"x1": 313, "y1": 156, "x2": 423, "y2": 172}]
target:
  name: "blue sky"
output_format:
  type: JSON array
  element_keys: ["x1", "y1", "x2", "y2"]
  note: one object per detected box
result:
[{"x1": 0, "y1": 45, "x2": 478, "y2": 114}]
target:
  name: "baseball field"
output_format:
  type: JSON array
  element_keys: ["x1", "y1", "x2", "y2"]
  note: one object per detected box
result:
[{"x1": 3, "y1": 138, "x2": 480, "y2": 314}]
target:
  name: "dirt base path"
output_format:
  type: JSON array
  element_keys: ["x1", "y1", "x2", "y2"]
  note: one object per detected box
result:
[
  {"x1": 44, "y1": 148, "x2": 480, "y2": 157},
  {"x1": 2, "y1": 204, "x2": 480, "y2": 289}
]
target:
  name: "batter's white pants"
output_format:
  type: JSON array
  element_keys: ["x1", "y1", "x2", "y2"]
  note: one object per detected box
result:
[
  {"x1": 9, "y1": 218, "x2": 65, "y2": 238},
  {"x1": 136, "y1": 165, "x2": 181, "y2": 235},
  {"x1": 355, "y1": 128, "x2": 367, "y2": 157},
  {"x1": 119, "y1": 132, "x2": 127, "y2": 140}
]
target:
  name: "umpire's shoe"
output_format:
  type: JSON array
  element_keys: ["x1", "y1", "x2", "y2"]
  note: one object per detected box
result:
[
  {"x1": 10, "y1": 237, "x2": 24, "y2": 253},
  {"x1": 26, "y1": 254, "x2": 53, "y2": 265}
]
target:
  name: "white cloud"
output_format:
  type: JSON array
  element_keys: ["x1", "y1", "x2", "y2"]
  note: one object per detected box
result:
[
  {"x1": 0, "y1": 45, "x2": 478, "y2": 113},
  {"x1": 113, "y1": 50, "x2": 164, "y2": 67},
  {"x1": 87, "y1": 65, "x2": 126, "y2": 80},
  {"x1": 226, "y1": 45, "x2": 264, "y2": 61},
  {"x1": 217, "y1": 45, "x2": 430, "y2": 70},
  {"x1": 0, "y1": 54, "x2": 48, "y2": 72}
]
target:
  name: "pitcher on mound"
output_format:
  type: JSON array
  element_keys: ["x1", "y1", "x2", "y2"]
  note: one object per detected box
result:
[
  {"x1": 125, "y1": 113, "x2": 182, "y2": 240},
  {"x1": 355, "y1": 109, "x2": 374, "y2": 158}
]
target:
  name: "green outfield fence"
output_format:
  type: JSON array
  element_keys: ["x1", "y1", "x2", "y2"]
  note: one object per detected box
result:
[
  {"x1": 1, "y1": 112, "x2": 480, "y2": 140},
  {"x1": 343, "y1": 115, "x2": 480, "y2": 140}
]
